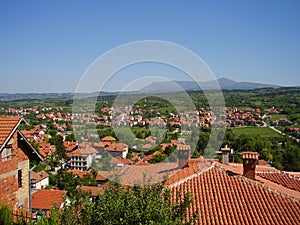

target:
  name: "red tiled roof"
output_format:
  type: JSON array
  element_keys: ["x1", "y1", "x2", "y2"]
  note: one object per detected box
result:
[
  {"x1": 76, "y1": 185, "x2": 105, "y2": 196},
  {"x1": 67, "y1": 169, "x2": 92, "y2": 178},
  {"x1": 106, "y1": 142, "x2": 127, "y2": 152},
  {"x1": 96, "y1": 172, "x2": 108, "y2": 181},
  {"x1": 63, "y1": 141, "x2": 77, "y2": 151},
  {"x1": 97, "y1": 162, "x2": 179, "y2": 186},
  {"x1": 170, "y1": 166, "x2": 300, "y2": 225},
  {"x1": 32, "y1": 189, "x2": 67, "y2": 210},
  {"x1": 70, "y1": 147, "x2": 97, "y2": 156},
  {"x1": 257, "y1": 172, "x2": 300, "y2": 192},
  {"x1": 110, "y1": 158, "x2": 132, "y2": 165},
  {"x1": 31, "y1": 170, "x2": 48, "y2": 183},
  {"x1": 0, "y1": 116, "x2": 22, "y2": 148},
  {"x1": 101, "y1": 136, "x2": 116, "y2": 141},
  {"x1": 134, "y1": 160, "x2": 149, "y2": 166}
]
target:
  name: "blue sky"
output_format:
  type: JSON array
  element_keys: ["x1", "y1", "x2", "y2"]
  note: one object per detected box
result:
[{"x1": 0, "y1": 0, "x2": 299, "y2": 93}]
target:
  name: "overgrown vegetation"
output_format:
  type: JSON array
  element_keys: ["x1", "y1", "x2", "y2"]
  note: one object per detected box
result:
[{"x1": 1, "y1": 182, "x2": 195, "y2": 225}]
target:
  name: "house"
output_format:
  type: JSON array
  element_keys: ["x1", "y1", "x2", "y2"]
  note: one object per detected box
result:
[
  {"x1": 30, "y1": 171, "x2": 49, "y2": 189},
  {"x1": 76, "y1": 185, "x2": 105, "y2": 196},
  {"x1": 63, "y1": 141, "x2": 78, "y2": 152},
  {"x1": 31, "y1": 189, "x2": 67, "y2": 214},
  {"x1": 101, "y1": 136, "x2": 116, "y2": 142},
  {"x1": 110, "y1": 157, "x2": 132, "y2": 167},
  {"x1": 0, "y1": 116, "x2": 43, "y2": 210},
  {"x1": 69, "y1": 146, "x2": 97, "y2": 171},
  {"x1": 106, "y1": 142, "x2": 128, "y2": 159},
  {"x1": 165, "y1": 152, "x2": 300, "y2": 224}
]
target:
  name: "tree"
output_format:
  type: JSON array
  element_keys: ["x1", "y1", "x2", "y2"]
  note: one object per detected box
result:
[
  {"x1": 80, "y1": 174, "x2": 97, "y2": 186},
  {"x1": 40, "y1": 182, "x2": 196, "y2": 225},
  {"x1": 49, "y1": 135, "x2": 67, "y2": 159},
  {"x1": 65, "y1": 133, "x2": 76, "y2": 142}
]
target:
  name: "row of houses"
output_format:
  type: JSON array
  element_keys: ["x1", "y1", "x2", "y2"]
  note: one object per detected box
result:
[{"x1": 1, "y1": 116, "x2": 300, "y2": 224}]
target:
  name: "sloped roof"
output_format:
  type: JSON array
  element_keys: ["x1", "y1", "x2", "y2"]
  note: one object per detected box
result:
[
  {"x1": 0, "y1": 116, "x2": 43, "y2": 161},
  {"x1": 76, "y1": 185, "x2": 105, "y2": 196},
  {"x1": 32, "y1": 189, "x2": 67, "y2": 210},
  {"x1": 170, "y1": 166, "x2": 300, "y2": 225},
  {"x1": 31, "y1": 170, "x2": 49, "y2": 183},
  {"x1": 0, "y1": 116, "x2": 23, "y2": 149},
  {"x1": 110, "y1": 158, "x2": 132, "y2": 165},
  {"x1": 101, "y1": 136, "x2": 116, "y2": 141},
  {"x1": 106, "y1": 142, "x2": 127, "y2": 152},
  {"x1": 257, "y1": 172, "x2": 300, "y2": 192},
  {"x1": 70, "y1": 147, "x2": 97, "y2": 156}
]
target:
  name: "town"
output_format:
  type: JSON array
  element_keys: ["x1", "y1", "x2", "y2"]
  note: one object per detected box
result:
[{"x1": 0, "y1": 87, "x2": 299, "y2": 224}]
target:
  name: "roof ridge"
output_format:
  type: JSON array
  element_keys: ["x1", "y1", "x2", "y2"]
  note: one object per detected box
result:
[{"x1": 168, "y1": 162, "x2": 215, "y2": 188}]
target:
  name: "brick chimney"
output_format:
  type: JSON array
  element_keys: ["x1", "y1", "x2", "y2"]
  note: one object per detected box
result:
[
  {"x1": 242, "y1": 151, "x2": 259, "y2": 179},
  {"x1": 221, "y1": 145, "x2": 232, "y2": 164},
  {"x1": 177, "y1": 144, "x2": 191, "y2": 168}
]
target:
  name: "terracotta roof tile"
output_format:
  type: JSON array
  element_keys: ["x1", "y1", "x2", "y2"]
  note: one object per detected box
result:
[
  {"x1": 0, "y1": 116, "x2": 22, "y2": 148},
  {"x1": 106, "y1": 142, "x2": 127, "y2": 152},
  {"x1": 170, "y1": 166, "x2": 300, "y2": 225},
  {"x1": 31, "y1": 189, "x2": 67, "y2": 210},
  {"x1": 101, "y1": 136, "x2": 116, "y2": 141},
  {"x1": 31, "y1": 170, "x2": 49, "y2": 183},
  {"x1": 257, "y1": 172, "x2": 300, "y2": 192},
  {"x1": 76, "y1": 185, "x2": 105, "y2": 196},
  {"x1": 110, "y1": 158, "x2": 132, "y2": 165}
]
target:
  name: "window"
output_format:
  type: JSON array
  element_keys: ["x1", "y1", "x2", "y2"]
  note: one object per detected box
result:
[
  {"x1": 18, "y1": 169, "x2": 22, "y2": 188},
  {"x1": 1, "y1": 147, "x2": 12, "y2": 161}
]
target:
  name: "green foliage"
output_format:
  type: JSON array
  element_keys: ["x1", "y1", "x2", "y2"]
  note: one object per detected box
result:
[
  {"x1": 282, "y1": 145, "x2": 300, "y2": 171},
  {"x1": 79, "y1": 174, "x2": 97, "y2": 186},
  {"x1": 30, "y1": 140, "x2": 40, "y2": 151},
  {"x1": 65, "y1": 133, "x2": 76, "y2": 142},
  {"x1": 49, "y1": 169, "x2": 79, "y2": 192},
  {"x1": 23, "y1": 182, "x2": 195, "y2": 225},
  {"x1": 0, "y1": 202, "x2": 13, "y2": 225},
  {"x1": 48, "y1": 135, "x2": 66, "y2": 159},
  {"x1": 230, "y1": 127, "x2": 281, "y2": 138},
  {"x1": 149, "y1": 153, "x2": 167, "y2": 163},
  {"x1": 33, "y1": 162, "x2": 46, "y2": 172}
]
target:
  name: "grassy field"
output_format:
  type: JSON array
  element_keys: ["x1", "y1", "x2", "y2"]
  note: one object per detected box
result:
[
  {"x1": 230, "y1": 127, "x2": 282, "y2": 138},
  {"x1": 269, "y1": 114, "x2": 287, "y2": 121}
]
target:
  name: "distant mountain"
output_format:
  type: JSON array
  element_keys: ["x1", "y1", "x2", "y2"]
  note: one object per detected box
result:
[
  {"x1": 0, "y1": 78, "x2": 281, "y2": 100},
  {"x1": 141, "y1": 78, "x2": 281, "y2": 93}
]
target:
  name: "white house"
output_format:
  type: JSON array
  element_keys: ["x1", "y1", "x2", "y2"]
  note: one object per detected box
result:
[{"x1": 31, "y1": 170, "x2": 49, "y2": 189}]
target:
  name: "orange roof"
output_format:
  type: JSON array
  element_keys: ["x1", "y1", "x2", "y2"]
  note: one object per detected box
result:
[
  {"x1": 93, "y1": 141, "x2": 112, "y2": 148},
  {"x1": 96, "y1": 172, "x2": 108, "y2": 181},
  {"x1": 76, "y1": 185, "x2": 105, "y2": 196},
  {"x1": 63, "y1": 141, "x2": 78, "y2": 151},
  {"x1": 111, "y1": 158, "x2": 132, "y2": 165},
  {"x1": 70, "y1": 147, "x2": 97, "y2": 156},
  {"x1": 106, "y1": 142, "x2": 127, "y2": 152},
  {"x1": 170, "y1": 166, "x2": 300, "y2": 224},
  {"x1": 31, "y1": 170, "x2": 49, "y2": 183},
  {"x1": 0, "y1": 116, "x2": 22, "y2": 148},
  {"x1": 257, "y1": 172, "x2": 300, "y2": 192},
  {"x1": 101, "y1": 136, "x2": 116, "y2": 141},
  {"x1": 67, "y1": 169, "x2": 92, "y2": 178},
  {"x1": 134, "y1": 160, "x2": 150, "y2": 166},
  {"x1": 32, "y1": 189, "x2": 67, "y2": 210}
]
